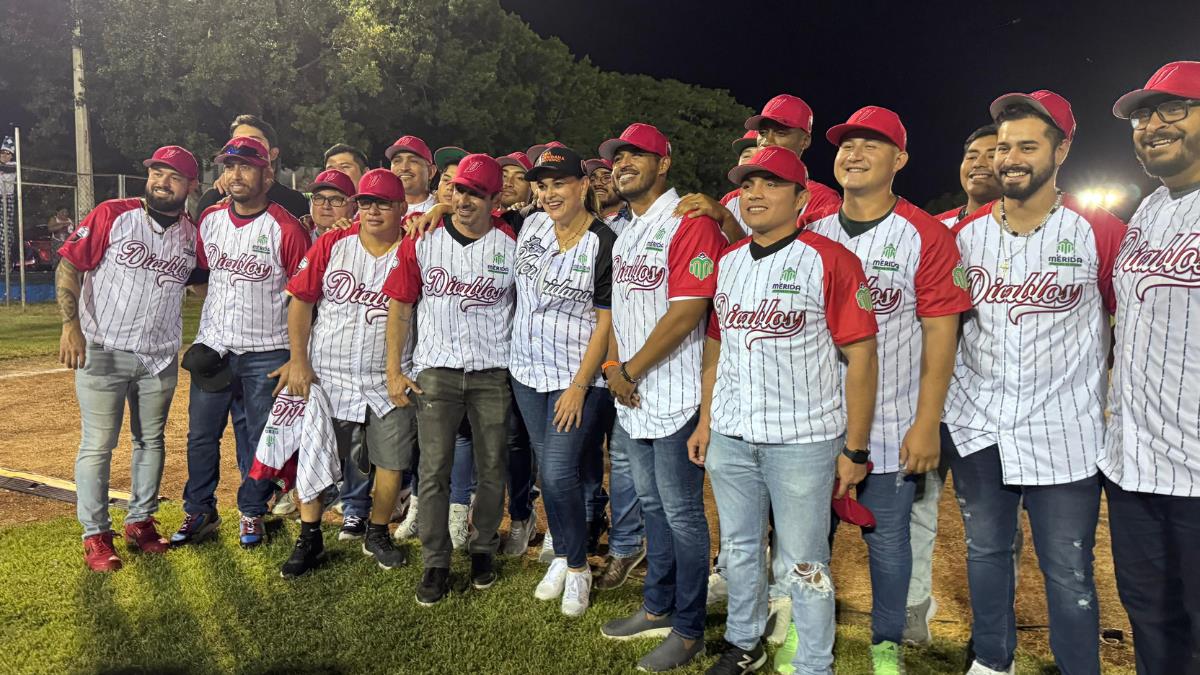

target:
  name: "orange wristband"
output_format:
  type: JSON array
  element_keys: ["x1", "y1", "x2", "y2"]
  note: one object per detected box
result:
[{"x1": 601, "y1": 360, "x2": 621, "y2": 376}]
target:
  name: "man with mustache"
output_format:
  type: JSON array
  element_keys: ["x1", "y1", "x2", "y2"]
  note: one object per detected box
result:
[
  {"x1": 386, "y1": 134, "x2": 439, "y2": 215},
  {"x1": 56, "y1": 146, "x2": 204, "y2": 572},
  {"x1": 196, "y1": 114, "x2": 310, "y2": 220},
  {"x1": 172, "y1": 137, "x2": 312, "y2": 549},
  {"x1": 935, "y1": 125, "x2": 1003, "y2": 226},
  {"x1": 1104, "y1": 61, "x2": 1200, "y2": 675},
  {"x1": 943, "y1": 91, "x2": 1125, "y2": 675}
]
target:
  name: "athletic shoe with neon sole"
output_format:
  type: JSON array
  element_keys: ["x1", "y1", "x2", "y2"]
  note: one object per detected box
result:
[
  {"x1": 871, "y1": 641, "x2": 904, "y2": 675},
  {"x1": 773, "y1": 621, "x2": 797, "y2": 674}
]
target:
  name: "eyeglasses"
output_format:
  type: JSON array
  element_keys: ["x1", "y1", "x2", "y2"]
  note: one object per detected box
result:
[
  {"x1": 311, "y1": 195, "x2": 348, "y2": 207},
  {"x1": 355, "y1": 199, "x2": 394, "y2": 212},
  {"x1": 1130, "y1": 99, "x2": 1200, "y2": 130}
]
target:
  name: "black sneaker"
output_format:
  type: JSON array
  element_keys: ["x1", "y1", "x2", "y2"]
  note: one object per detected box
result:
[
  {"x1": 362, "y1": 524, "x2": 407, "y2": 569},
  {"x1": 416, "y1": 567, "x2": 451, "y2": 606},
  {"x1": 705, "y1": 640, "x2": 766, "y2": 675},
  {"x1": 280, "y1": 532, "x2": 326, "y2": 579},
  {"x1": 338, "y1": 515, "x2": 367, "y2": 541},
  {"x1": 470, "y1": 552, "x2": 497, "y2": 590},
  {"x1": 587, "y1": 513, "x2": 610, "y2": 556}
]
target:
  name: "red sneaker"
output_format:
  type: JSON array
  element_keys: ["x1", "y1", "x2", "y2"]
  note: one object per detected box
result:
[
  {"x1": 124, "y1": 517, "x2": 170, "y2": 554},
  {"x1": 83, "y1": 532, "x2": 123, "y2": 572}
]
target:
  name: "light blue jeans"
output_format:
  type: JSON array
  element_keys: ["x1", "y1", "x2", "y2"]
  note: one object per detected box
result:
[
  {"x1": 706, "y1": 431, "x2": 840, "y2": 675},
  {"x1": 74, "y1": 345, "x2": 177, "y2": 538}
]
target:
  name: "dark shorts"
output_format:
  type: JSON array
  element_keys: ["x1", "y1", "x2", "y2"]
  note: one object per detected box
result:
[{"x1": 334, "y1": 404, "x2": 416, "y2": 473}]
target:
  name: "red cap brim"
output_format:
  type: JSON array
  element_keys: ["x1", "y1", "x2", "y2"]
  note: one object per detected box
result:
[{"x1": 825, "y1": 123, "x2": 904, "y2": 150}]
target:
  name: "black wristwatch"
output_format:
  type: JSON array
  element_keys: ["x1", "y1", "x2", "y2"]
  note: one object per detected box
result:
[{"x1": 841, "y1": 447, "x2": 870, "y2": 464}]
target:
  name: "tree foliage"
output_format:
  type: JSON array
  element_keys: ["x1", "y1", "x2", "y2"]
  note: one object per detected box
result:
[{"x1": 1, "y1": 0, "x2": 752, "y2": 194}]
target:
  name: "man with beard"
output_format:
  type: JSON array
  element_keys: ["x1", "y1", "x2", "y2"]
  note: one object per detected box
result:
[
  {"x1": 585, "y1": 158, "x2": 626, "y2": 223},
  {"x1": 55, "y1": 146, "x2": 204, "y2": 571},
  {"x1": 597, "y1": 123, "x2": 725, "y2": 672},
  {"x1": 943, "y1": 91, "x2": 1125, "y2": 675},
  {"x1": 934, "y1": 125, "x2": 1003, "y2": 225},
  {"x1": 172, "y1": 137, "x2": 312, "y2": 549},
  {"x1": 386, "y1": 135, "x2": 439, "y2": 215},
  {"x1": 1104, "y1": 61, "x2": 1200, "y2": 675},
  {"x1": 196, "y1": 115, "x2": 309, "y2": 220}
]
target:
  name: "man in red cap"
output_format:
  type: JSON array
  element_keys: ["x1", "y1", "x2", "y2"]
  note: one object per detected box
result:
[
  {"x1": 1104, "y1": 61, "x2": 1200, "y2": 675},
  {"x1": 942, "y1": 91, "x2": 1125, "y2": 675},
  {"x1": 806, "y1": 106, "x2": 971, "y2": 673},
  {"x1": 277, "y1": 169, "x2": 413, "y2": 577},
  {"x1": 382, "y1": 154, "x2": 518, "y2": 606},
  {"x1": 307, "y1": 169, "x2": 356, "y2": 237},
  {"x1": 497, "y1": 151, "x2": 533, "y2": 212},
  {"x1": 386, "y1": 134, "x2": 438, "y2": 214},
  {"x1": 596, "y1": 122, "x2": 725, "y2": 672},
  {"x1": 172, "y1": 136, "x2": 313, "y2": 550},
  {"x1": 687, "y1": 144, "x2": 879, "y2": 675},
  {"x1": 55, "y1": 145, "x2": 205, "y2": 571}
]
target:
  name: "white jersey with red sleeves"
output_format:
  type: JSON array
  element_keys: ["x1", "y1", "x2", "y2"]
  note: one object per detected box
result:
[
  {"x1": 1101, "y1": 185, "x2": 1200, "y2": 497},
  {"x1": 382, "y1": 216, "x2": 517, "y2": 375},
  {"x1": 194, "y1": 203, "x2": 311, "y2": 354},
  {"x1": 708, "y1": 230, "x2": 878, "y2": 444},
  {"x1": 807, "y1": 199, "x2": 971, "y2": 472},
  {"x1": 935, "y1": 207, "x2": 964, "y2": 227},
  {"x1": 287, "y1": 225, "x2": 404, "y2": 423},
  {"x1": 57, "y1": 198, "x2": 200, "y2": 374},
  {"x1": 510, "y1": 212, "x2": 616, "y2": 392},
  {"x1": 943, "y1": 196, "x2": 1126, "y2": 485},
  {"x1": 722, "y1": 179, "x2": 842, "y2": 237},
  {"x1": 610, "y1": 188, "x2": 726, "y2": 439}
]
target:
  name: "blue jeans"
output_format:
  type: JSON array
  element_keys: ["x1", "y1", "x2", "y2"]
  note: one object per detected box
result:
[
  {"x1": 511, "y1": 379, "x2": 608, "y2": 568},
  {"x1": 182, "y1": 349, "x2": 287, "y2": 518},
  {"x1": 614, "y1": 415, "x2": 709, "y2": 640},
  {"x1": 1105, "y1": 478, "x2": 1200, "y2": 675},
  {"x1": 604, "y1": 395, "x2": 644, "y2": 557},
  {"x1": 410, "y1": 431, "x2": 476, "y2": 506},
  {"x1": 707, "y1": 432, "x2": 839, "y2": 674},
  {"x1": 832, "y1": 471, "x2": 917, "y2": 645},
  {"x1": 948, "y1": 439, "x2": 1100, "y2": 674},
  {"x1": 506, "y1": 402, "x2": 535, "y2": 520},
  {"x1": 338, "y1": 457, "x2": 373, "y2": 519}
]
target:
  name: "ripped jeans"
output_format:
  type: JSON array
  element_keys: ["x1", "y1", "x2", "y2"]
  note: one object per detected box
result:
[
  {"x1": 948, "y1": 440, "x2": 1101, "y2": 675},
  {"x1": 707, "y1": 431, "x2": 839, "y2": 675}
]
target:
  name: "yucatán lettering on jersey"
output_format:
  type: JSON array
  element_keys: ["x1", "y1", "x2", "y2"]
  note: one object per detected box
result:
[
  {"x1": 808, "y1": 199, "x2": 971, "y2": 472},
  {"x1": 510, "y1": 212, "x2": 616, "y2": 392},
  {"x1": 1102, "y1": 186, "x2": 1200, "y2": 496},
  {"x1": 610, "y1": 188, "x2": 726, "y2": 439},
  {"x1": 707, "y1": 230, "x2": 878, "y2": 444},
  {"x1": 721, "y1": 179, "x2": 842, "y2": 238},
  {"x1": 58, "y1": 198, "x2": 201, "y2": 374},
  {"x1": 943, "y1": 196, "x2": 1125, "y2": 485},
  {"x1": 194, "y1": 202, "x2": 311, "y2": 354},
  {"x1": 381, "y1": 216, "x2": 517, "y2": 375},
  {"x1": 287, "y1": 224, "x2": 404, "y2": 423}
]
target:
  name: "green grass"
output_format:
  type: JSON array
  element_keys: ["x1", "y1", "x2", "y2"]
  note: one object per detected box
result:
[
  {"x1": 0, "y1": 296, "x2": 203, "y2": 362},
  {"x1": 0, "y1": 505, "x2": 1066, "y2": 675}
]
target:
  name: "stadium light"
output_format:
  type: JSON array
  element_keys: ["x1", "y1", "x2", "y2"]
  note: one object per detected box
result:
[{"x1": 1078, "y1": 185, "x2": 1125, "y2": 210}]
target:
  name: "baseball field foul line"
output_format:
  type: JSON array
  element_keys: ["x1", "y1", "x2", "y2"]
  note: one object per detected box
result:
[{"x1": 0, "y1": 367, "x2": 70, "y2": 380}]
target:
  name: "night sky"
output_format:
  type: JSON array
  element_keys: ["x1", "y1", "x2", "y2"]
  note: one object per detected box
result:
[{"x1": 501, "y1": 0, "x2": 1200, "y2": 216}]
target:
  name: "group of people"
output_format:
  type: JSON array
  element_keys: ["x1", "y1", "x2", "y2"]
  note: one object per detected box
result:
[{"x1": 52, "y1": 59, "x2": 1200, "y2": 675}]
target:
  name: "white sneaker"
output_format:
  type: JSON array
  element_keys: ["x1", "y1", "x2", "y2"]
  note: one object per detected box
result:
[
  {"x1": 393, "y1": 495, "x2": 419, "y2": 541},
  {"x1": 271, "y1": 490, "x2": 298, "y2": 516},
  {"x1": 966, "y1": 660, "x2": 1015, "y2": 675},
  {"x1": 535, "y1": 557, "x2": 569, "y2": 600},
  {"x1": 707, "y1": 571, "x2": 728, "y2": 606},
  {"x1": 449, "y1": 503, "x2": 470, "y2": 549},
  {"x1": 765, "y1": 596, "x2": 793, "y2": 645},
  {"x1": 538, "y1": 530, "x2": 556, "y2": 563},
  {"x1": 561, "y1": 568, "x2": 592, "y2": 616},
  {"x1": 331, "y1": 499, "x2": 344, "y2": 516}
]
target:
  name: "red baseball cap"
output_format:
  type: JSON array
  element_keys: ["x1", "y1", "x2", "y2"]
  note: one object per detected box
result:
[
  {"x1": 308, "y1": 169, "x2": 356, "y2": 197},
  {"x1": 384, "y1": 135, "x2": 434, "y2": 165},
  {"x1": 214, "y1": 136, "x2": 270, "y2": 168},
  {"x1": 826, "y1": 106, "x2": 908, "y2": 151},
  {"x1": 732, "y1": 130, "x2": 759, "y2": 154},
  {"x1": 745, "y1": 95, "x2": 814, "y2": 134},
  {"x1": 989, "y1": 89, "x2": 1076, "y2": 140},
  {"x1": 599, "y1": 123, "x2": 671, "y2": 161},
  {"x1": 583, "y1": 158, "x2": 612, "y2": 175},
  {"x1": 727, "y1": 146, "x2": 809, "y2": 186},
  {"x1": 831, "y1": 460, "x2": 876, "y2": 528},
  {"x1": 143, "y1": 145, "x2": 198, "y2": 181},
  {"x1": 497, "y1": 151, "x2": 534, "y2": 172},
  {"x1": 451, "y1": 154, "x2": 503, "y2": 196},
  {"x1": 355, "y1": 168, "x2": 405, "y2": 203},
  {"x1": 1113, "y1": 61, "x2": 1200, "y2": 118},
  {"x1": 525, "y1": 141, "x2": 565, "y2": 166}
]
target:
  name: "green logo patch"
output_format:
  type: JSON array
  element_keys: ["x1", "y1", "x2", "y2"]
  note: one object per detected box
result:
[
  {"x1": 952, "y1": 264, "x2": 969, "y2": 290},
  {"x1": 689, "y1": 253, "x2": 714, "y2": 281},
  {"x1": 855, "y1": 283, "x2": 874, "y2": 311}
]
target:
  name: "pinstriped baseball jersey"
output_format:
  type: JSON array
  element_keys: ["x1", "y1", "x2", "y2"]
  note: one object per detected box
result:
[
  {"x1": 58, "y1": 198, "x2": 200, "y2": 375},
  {"x1": 610, "y1": 188, "x2": 726, "y2": 439},
  {"x1": 194, "y1": 203, "x2": 311, "y2": 354},
  {"x1": 807, "y1": 199, "x2": 972, "y2": 473},
  {"x1": 707, "y1": 230, "x2": 878, "y2": 444},
  {"x1": 287, "y1": 225, "x2": 404, "y2": 422},
  {"x1": 935, "y1": 207, "x2": 964, "y2": 227},
  {"x1": 944, "y1": 196, "x2": 1126, "y2": 485},
  {"x1": 510, "y1": 212, "x2": 616, "y2": 392},
  {"x1": 249, "y1": 385, "x2": 339, "y2": 502},
  {"x1": 1101, "y1": 185, "x2": 1200, "y2": 497},
  {"x1": 605, "y1": 205, "x2": 632, "y2": 236},
  {"x1": 409, "y1": 193, "x2": 437, "y2": 217},
  {"x1": 721, "y1": 180, "x2": 842, "y2": 237},
  {"x1": 381, "y1": 216, "x2": 517, "y2": 375}
]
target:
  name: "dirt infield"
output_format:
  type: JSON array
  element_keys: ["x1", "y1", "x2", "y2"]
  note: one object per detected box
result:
[{"x1": 0, "y1": 355, "x2": 1135, "y2": 670}]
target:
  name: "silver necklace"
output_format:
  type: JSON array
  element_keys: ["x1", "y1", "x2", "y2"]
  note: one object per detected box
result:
[{"x1": 997, "y1": 190, "x2": 1063, "y2": 274}]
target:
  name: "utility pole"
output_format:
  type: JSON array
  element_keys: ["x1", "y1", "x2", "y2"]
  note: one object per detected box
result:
[{"x1": 71, "y1": 1, "x2": 94, "y2": 216}]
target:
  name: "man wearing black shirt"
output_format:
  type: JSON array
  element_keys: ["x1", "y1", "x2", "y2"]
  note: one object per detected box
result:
[{"x1": 194, "y1": 114, "x2": 308, "y2": 220}]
